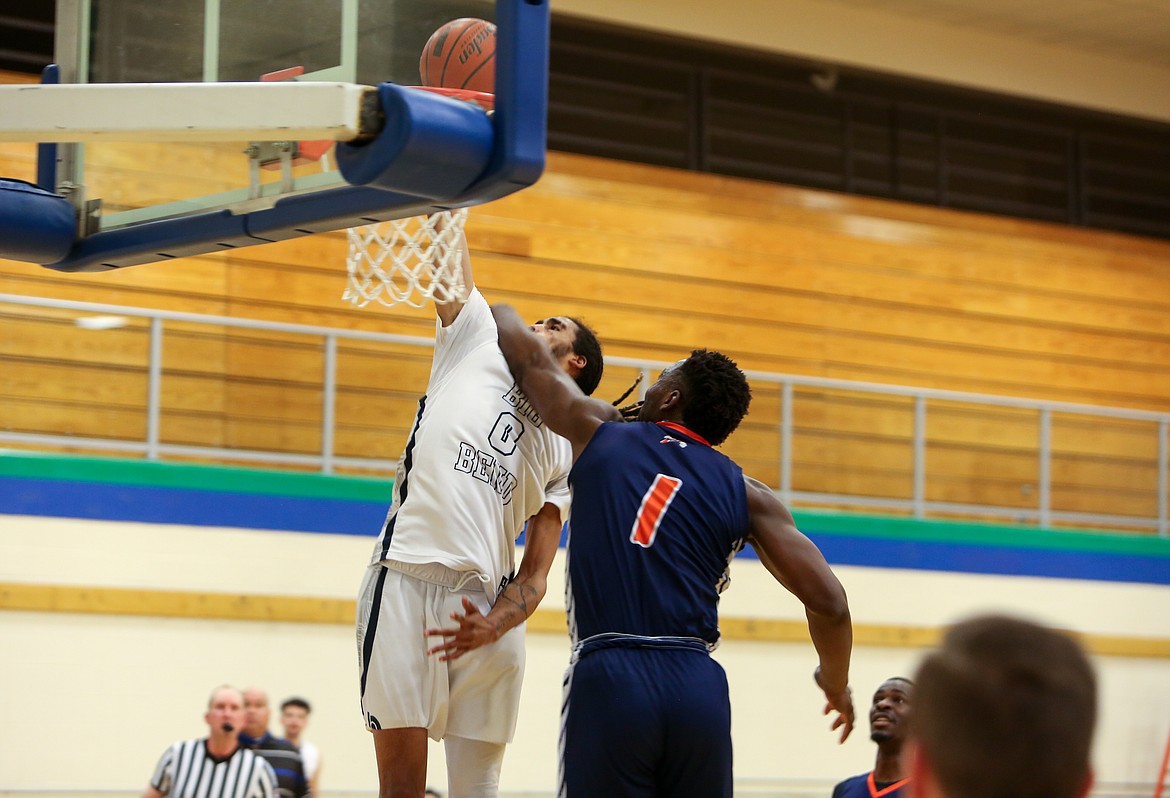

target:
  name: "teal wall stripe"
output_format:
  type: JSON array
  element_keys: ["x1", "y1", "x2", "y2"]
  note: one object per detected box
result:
[{"x1": 0, "y1": 451, "x2": 392, "y2": 502}]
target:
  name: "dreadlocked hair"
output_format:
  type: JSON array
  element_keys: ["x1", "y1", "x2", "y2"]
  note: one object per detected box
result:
[
  {"x1": 612, "y1": 373, "x2": 644, "y2": 421},
  {"x1": 617, "y1": 400, "x2": 643, "y2": 422},
  {"x1": 677, "y1": 349, "x2": 751, "y2": 446}
]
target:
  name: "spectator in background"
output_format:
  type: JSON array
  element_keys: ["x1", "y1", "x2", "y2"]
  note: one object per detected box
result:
[
  {"x1": 832, "y1": 677, "x2": 913, "y2": 798},
  {"x1": 142, "y1": 685, "x2": 276, "y2": 798},
  {"x1": 241, "y1": 687, "x2": 310, "y2": 798},
  {"x1": 280, "y1": 697, "x2": 322, "y2": 795},
  {"x1": 908, "y1": 614, "x2": 1097, "y2": 798}
]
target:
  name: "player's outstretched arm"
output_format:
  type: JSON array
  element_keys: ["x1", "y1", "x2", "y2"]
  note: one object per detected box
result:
[
  {"x1": 491, "y1": 303, "x2": 619, "y2": 455},
  {"x1": 434, "y1": 214, "x2": 474, "y2": 328},
  {"x1": 744, "y1": 476, "x2": 855, "y2": 743},
  {"x1": 425, "y1": 503, "x2": 563, "y2": 660}
]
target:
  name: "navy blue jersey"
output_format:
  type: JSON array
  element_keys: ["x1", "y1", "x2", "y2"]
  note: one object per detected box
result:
[{"x1": 565, "y1": 421, "x2": 749, "y2": 646}]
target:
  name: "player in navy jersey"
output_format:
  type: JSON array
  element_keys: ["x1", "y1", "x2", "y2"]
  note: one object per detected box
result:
[
  {"x1": 239, "y1": 688, "x2": 309, "y2": 798},
  {"x1": 431, "y1": 304, "x2": 855, "y2": 798},
  {"x1": 832, "y1": 678, "x2": 913, "y2": 798}
]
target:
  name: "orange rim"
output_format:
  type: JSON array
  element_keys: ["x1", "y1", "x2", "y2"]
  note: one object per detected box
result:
[{"x1": 409, "y1": 86, "x2": 495, "y2": 112}]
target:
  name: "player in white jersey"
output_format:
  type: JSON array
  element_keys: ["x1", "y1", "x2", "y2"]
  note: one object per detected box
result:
[{"x1": 356, "y1": 221, "x2": 604, "y2": 798}]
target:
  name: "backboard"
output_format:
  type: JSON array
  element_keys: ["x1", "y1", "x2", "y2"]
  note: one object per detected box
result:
[{"x1": 0, "y1": 0, "x2": 548, "y2": 272}]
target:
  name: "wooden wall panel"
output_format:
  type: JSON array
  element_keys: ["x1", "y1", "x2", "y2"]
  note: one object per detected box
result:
[
  {"x1": 3, "y1": 70, "x2": 1169, "y2": 526},
  {"x1": 469, "y1": 162, "x2": 1170, "y2": 410},
  {"x1": 1, "y1": 397, "x2": 148, "y2": 440}
]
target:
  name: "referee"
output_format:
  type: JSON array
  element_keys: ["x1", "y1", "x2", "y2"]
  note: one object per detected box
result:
[{"x1": 142, "y1": 685, "x2": 277, "y2": 798}]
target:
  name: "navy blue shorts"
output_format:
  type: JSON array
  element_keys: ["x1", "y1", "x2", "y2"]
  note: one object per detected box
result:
[{"x1": 560, "y1": 644, "x2": 732, "y2": 798}]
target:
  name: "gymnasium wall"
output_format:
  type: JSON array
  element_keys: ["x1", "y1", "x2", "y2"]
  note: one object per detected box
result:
[
  {"x1": 4, "y1": 64, "x2": 1170, "y2": 526},
  {"x1": 4, "y1": 142, "x2": 1170, "y2": 413},
  {"x1": 1, "y1": 456, "x2": 1168, "y2": 797},
  {"x1": 3, "y1": 71, "x2": 1169, "y2": 417},
  {"x1": 552, "y1": 0, "x2": 1170, "y2": 126},
  {"x1": 3, "y1": 54, "x2": 1170, "y2": 797}
]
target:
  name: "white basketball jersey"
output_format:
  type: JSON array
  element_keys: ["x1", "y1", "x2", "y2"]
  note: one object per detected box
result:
[{"x1": 369, "y1": 288, "x2": 572, "y2": 599}]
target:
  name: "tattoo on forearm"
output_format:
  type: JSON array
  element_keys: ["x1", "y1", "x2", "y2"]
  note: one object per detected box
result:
[{"x1": 496, "y1": 583, "x2": 539, "y2": 631}]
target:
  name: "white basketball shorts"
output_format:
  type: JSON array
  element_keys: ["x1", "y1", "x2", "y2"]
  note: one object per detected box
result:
[{"x1": 356, "y1": 563, "x2": 526, "y2": 743}]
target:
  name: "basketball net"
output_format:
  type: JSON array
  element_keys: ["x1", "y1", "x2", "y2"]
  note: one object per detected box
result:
[{"x1": 343, "y1": 208, "x2": 469, "y2": 309}]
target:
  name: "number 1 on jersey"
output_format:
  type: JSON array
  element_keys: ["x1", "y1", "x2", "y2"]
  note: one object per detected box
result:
[{"x1": 630, "y1": 473, "x2": 683, "y2": 548}]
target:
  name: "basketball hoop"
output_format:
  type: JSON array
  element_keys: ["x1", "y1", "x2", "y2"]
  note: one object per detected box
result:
[
  {"x1": 344, "y1": 207, "x2": 470, "y2": 309},
  {"x1": 342, "y1": 86, "x2": 492, "y2": 309}
]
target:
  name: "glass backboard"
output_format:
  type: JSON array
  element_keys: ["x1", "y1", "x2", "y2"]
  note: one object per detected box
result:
[{"x1": 10, "y1": 0, "x2": 547, "y2": 271}]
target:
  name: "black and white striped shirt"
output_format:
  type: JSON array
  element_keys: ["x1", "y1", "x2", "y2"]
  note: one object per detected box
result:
[{"x1": 150, "y1": 738, "x2": 276, "y2": 798}]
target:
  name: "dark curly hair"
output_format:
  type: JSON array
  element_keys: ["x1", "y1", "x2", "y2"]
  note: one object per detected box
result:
[
  {"x1": 568, "y1": 316, "x2": 603, "y2": 396},
  {"x1": 676, "y1": 349, "x2": 751, "y2": 445}
]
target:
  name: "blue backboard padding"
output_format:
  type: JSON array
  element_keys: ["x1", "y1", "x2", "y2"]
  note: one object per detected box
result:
[
  {"x1": 36, "y1": 65, "x2": 60, "y2": 191},
  {"x1": 3, "y1": 474, "x2": 1166, "y2": 585},
  {"x1": 241, "y1": 185, "x2": 432, "y2": 239},
  {"x1": 335, "y1": 84, "x2": 493, "y2": 194},
  {"x1": 45, "y1": 208, "x2": 253, "y2": 271},
  {"x1": 472, "y1": 0, "x2": 548, "y2": 191},
  {"x1": 41, "y1": 99, "x2": 496, "y2": 273},
  {"x1": 0, "y1": 179, "x2": 77, "y2": 263}
]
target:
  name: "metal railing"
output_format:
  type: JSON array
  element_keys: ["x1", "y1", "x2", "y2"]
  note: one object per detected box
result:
[{"x1": 2, "y1": 293, "x2": 1166, "y2": 536}]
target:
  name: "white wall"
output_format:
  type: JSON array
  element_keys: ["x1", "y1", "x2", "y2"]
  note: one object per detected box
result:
[
  {"x1": 551, "y1": 0, "x2": 1170, "y2": 125},
  {"x1": 2, "y1": 514, "x2": 1168, "y2": 796}
]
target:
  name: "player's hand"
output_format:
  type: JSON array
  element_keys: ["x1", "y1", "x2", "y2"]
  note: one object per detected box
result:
[
  {"x1": 814, "y1": 667, "x2": 855, "y2": 744},
  {"x1": 424, "y1": 596, "x2": 499, "y2": 661}
]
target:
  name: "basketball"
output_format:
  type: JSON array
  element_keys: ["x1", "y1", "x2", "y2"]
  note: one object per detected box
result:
[{"x1": 419, "y1": 18, "x2": 497, "y2": 93}]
